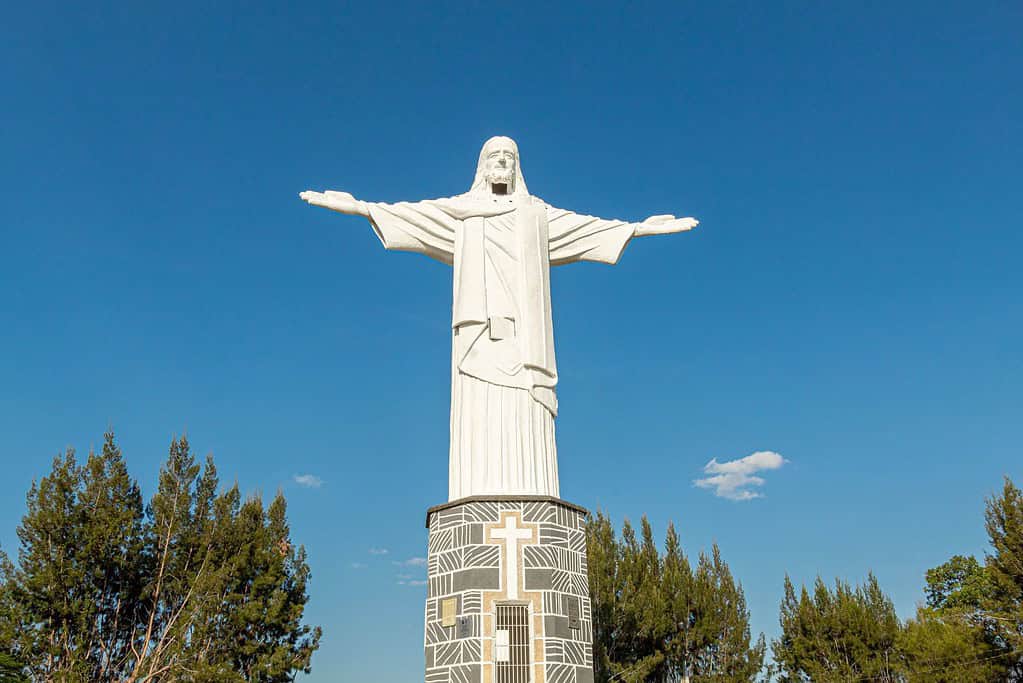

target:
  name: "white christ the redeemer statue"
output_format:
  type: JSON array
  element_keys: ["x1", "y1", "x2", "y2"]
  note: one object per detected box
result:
[{"x1": 300, "y1": 136, "x2": 697, "y2": 501}]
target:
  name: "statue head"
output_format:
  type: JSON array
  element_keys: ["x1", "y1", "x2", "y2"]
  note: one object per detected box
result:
[{"x1": 469, "y1": 136, "x2": 530, "y2": 199}]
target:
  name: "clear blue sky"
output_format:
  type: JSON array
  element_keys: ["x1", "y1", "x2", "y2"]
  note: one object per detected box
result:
[{"x1": 2, "y1": 1, "x2": 1020, "y2": 680}]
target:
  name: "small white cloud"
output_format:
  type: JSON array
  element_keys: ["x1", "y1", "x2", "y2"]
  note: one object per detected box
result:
[
  {"x1": 694, "y1": 450, "x2": 788, "y2": 501},
  {"x1": 393, "y1": 557, "x2": 428, "y2": 568},
  {"x1": 293, "y1": 474, "x2": 323, "y2": 488},
  {"x1": 368, "y1": 547, "x2": 389, "y2": 556},
  {"x1": 351, "y1": 562, "x2": 367, "y2": 570},
  {"x1": 397, "y1": 579, "x2": 427, "y2": 586}
]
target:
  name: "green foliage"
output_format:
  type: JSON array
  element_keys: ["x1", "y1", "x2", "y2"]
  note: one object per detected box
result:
[
  {"x1": 909, "y1": 553, "x2": 1007, "y2": 681},
  {"x1": 0, "y1": 432, "x2": 321, "y2": 682},
  {"x1": 772, "y1": 573, "x2": 901, "y2": 683},
  {"x1": 925, "y1": 555, "x2": 993, "y2": 612},
  {"x1": 983, "y1": 476, "x2": 1023, "y2": 676},
  {"x1": 586, "y1": 512, "x2": 764, "y2": 683},
  {"x1": 0, "y1": 651, "x2": 28, "y2": 683},
  {"x1": 773, "y1": 476, "x2": 1023, "y2": 683},
  {"x1": 896, "y1": 608, "x2": 1005, "y2": 682}
]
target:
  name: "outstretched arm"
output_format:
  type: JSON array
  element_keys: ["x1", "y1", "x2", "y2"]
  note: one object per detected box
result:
[
  {"x1": 633, "y1": 214, "x2": 699, "y2": 237},
  {"x1": 299, "y1": 190, "x2": 370, "y2": 217},
  {"x1": 299, "y1": 188, "x2": 462, "y2": 264},
  {"x1": 547, "y1": 205, "x2": 699, "y2": 266}
]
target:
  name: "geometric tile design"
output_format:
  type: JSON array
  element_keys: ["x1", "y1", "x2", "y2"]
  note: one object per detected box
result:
[{"x1": 425, "y1": 497, "x2": 592, "y2": 683}]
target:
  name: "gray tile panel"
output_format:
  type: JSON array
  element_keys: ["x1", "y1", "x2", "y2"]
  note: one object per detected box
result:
[
  {"x1": 435, "y1": 641, "x2": 462, "y2": 667},
  {"x1": 427, "y1": 572, "x2": 452, "y2": 598},
  {"x1": 461, "y1": 591, "x2": 482, "y2": 613},
  {"x1": 429, "y1": 528, "x2": 454, "y2": 553},
  {"x1": 455, "y1": 614, "x2": 479, "y2": 639},
  {"x1": 567, "y1": 529, "x2": 586, "y2": 553},
  {"x1": 544, "y1": 614, "x2": 571, "y2": 640},
  {"x1": 523, "y1": 500, "x2": 555, "y2": 523},
  {"x1": 425, "y1": 668, "x2": 447, "y2": 683},
  {"x1": 543, "y1": 591, "x2": 562, "y2": 614},
  {"x1": 462, "y1": 638, "x2": 482, "y2": 661},
  {"x1": 524, "y1": 567, "x2": 553, "y2": 591},
  {"x1": 539, "y1": 524, "x2": 569, "y2": 548},
  {"x1": 463, "y1": 501, "x2": 500, "y2": 523},
  {"x1": 425, "y1": 622, "x2": 452, "y2": 645},
  {"x1": 563, "y1": 640, "x2": 586, "y2": 665},
  {"x1": 463, "y1": 544, "x2": 500, "y2": 567},
  {"x1": 438, "y1": 548, "x2": 463, "y2": 573},
  {"x1": 432, "y1": 507, "x2": 465, "y2": 532},
  {"x1": 546, "y1": 662, "x2": 576, "y2": 683},
  {"x1": 545, "y1": 638, "x2": 564, "y2": 663},
  {"x1": 451, "y1": 567, "x2": 500, "y2": 591},
  {"x1": 523, "y1": 545, "x2": 558, "y2": 568},
  {"x1": 450, "y1": 664, "x2": 482, "y2": 683}
]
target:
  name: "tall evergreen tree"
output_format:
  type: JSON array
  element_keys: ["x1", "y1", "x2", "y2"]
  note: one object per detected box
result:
[
  {"x1": 0, "y1": 432, "x2": 321, "y2": 682},
  {"x1": 894, "y1": 553, "x2": 1007, "y2": 682},
  {"x1": 661, "y1": 522, "x2": 694, "y2": 682},
  {"x1": 586, "y1": 513, "x2": 763, "y2": 683},
  {"x1": 82, "y1": 433, "x2": 147, "y2": 680},
  {"x1": 983, "y1": 476, "x2": 1023, "y2": 677},
  {"x1": 587, "y1": 511, "x2": 620, "y2": 683},
  {"x1": 689, "y1": 546, "x2": 764, "y2": 682},
  {"x1": 897, "y1": 607, "x2": 1005, "y2": 682},
  {"x1": 7, "y1": 449, "x2": 91, "y2": 679},
  {"x1": 772, "y1": 573, "x2": 900, "y2": 682}
]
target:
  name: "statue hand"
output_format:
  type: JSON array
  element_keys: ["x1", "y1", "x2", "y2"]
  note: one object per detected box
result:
[
  {"x1": 635, "y1": 215, "x2": 699, "y2": 236},
  {"x1": 299, "y1": 190, "x2": 368, "y2": 216}
]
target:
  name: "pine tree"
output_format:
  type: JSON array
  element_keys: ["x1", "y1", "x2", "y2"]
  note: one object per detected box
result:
[
  {"x1": 586, "y1": 513, "x2": 763, "y2": 683},
  {"x1": 693, "y1": 545, "x2": 764, "y2": 682},
  {"x1": 897, "y1": 607, "x2": 1005, "y2": 682},
  {"x1": 8, "y1": 449, "x2": 91, "y2": 679},
  {"x1": 772, "y1": 573, "x2": 900, "y2": 682},
  {"x1": 82, "y1": 433, "x2": 147, "y2": 680},
  {"x1": 611, "y1": 518, "x2": 664, "y2": 682},
  {"x1": 127, "y1": 436, "x2": 210, "y2": 681},
  {"x1": 0, "y1": 432, "x2": 321, "y2": 682},
  {"x1": 0, "y1": 651, "x2": 28, "y2": 683},
  {"x1": 587, "y1": 511, "x2": 619, "y2": 683},
  {"x1": 893, "y1": 553, "x2": 1007, "y2": 682},
  {"x1": 661, "y1": 522, "x2": 694, "y2": 682},
  {"x1": 983, "y1": 476, "x2": 1023, "y2": 677}
]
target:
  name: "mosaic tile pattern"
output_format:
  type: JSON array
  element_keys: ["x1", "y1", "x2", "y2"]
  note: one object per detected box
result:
[{"x1": 424, "y1": 498, "x2": 594, "y2": 683}]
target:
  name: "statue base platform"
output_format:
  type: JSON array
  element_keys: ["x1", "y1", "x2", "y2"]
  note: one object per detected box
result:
[{"x1": 424, "y1": 495, "x2": 594, "y2": 683}]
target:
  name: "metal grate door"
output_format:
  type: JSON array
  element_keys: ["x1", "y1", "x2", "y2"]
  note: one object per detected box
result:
[{"x1": 495, "y1": 603, "x2": 531, "y2": 683}]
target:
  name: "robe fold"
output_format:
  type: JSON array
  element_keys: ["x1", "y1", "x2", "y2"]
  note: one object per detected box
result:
[{"x1": 367, "y1": 194, "x2": 635, "y2": 499}]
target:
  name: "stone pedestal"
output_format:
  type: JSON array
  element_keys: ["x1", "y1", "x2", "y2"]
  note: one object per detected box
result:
[{"x1": 424, "y1": 496, "x2": 594, "y2": 683}]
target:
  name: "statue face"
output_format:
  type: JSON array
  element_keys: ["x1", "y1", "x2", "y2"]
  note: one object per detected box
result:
[{"x1": 483, "y1": 144, "x2": 517, "y2": 190}]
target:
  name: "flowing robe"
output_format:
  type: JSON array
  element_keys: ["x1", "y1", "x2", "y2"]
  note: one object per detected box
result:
[{"x1": 367, "y1": 193, "x2": 635, "y2": 500}]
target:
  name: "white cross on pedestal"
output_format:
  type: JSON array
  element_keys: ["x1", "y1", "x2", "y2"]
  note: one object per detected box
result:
[{"x1": 490, "y1": 515, "x2": 533, "y2": 600}]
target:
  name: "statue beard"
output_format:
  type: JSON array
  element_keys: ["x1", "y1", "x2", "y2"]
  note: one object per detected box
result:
[{"x1": 486, "y1": 169, "x2": 515, "y2": 195}]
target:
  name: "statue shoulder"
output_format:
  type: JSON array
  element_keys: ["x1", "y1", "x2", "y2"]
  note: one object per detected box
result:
[
  {"x1": 426, "y1": 194, "x2": 476, "y2": 217},
  {"x1": 532, "y1": 197, "x2": 568, "y2": 216}
]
